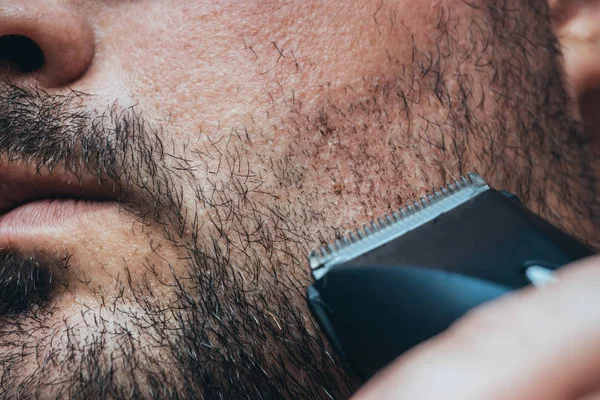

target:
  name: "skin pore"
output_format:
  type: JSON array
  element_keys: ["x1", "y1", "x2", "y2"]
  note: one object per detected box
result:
[{"x1": 0, "y1": 0, "x2": 598, "y2": 398}]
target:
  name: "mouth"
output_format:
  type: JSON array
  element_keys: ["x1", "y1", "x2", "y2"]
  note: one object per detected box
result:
[{"x1": 0, "y1": 160, "x2": 125, "y2": 240}]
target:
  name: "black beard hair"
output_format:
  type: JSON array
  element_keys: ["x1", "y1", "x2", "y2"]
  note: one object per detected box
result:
[
  {"x1": 0, "y1": 67, "x2": 358, "y2": 400},
  {"x1": 0, "y1": 252, "x2": 55, "y2": 317},
  {"x1": 0, "y1": 1, "x2": 598, "y2": 399}
]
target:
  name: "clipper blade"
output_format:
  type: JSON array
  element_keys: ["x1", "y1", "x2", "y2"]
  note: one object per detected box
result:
[{"x1": 309, "y1": 172, "x2": 490, "y2": 280}]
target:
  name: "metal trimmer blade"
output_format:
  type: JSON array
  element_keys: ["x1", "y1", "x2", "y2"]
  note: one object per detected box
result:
[{"x1": 309, "y1": 172, "x2": 490, "y2": 280}]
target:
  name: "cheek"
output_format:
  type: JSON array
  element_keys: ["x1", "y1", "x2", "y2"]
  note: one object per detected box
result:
[{"x1": 89, "y1": 0, "x2": 438, "y2": 137}]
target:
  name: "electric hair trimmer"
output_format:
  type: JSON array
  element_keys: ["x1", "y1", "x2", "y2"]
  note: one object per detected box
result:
[{"x1": 307, "y1": 173, "x2": 594, "y2": 381}]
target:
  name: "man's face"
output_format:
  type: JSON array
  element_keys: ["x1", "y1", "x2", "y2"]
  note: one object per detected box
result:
[{"x1": 0, "y1": 0, "x2": 597, "y2": 398}]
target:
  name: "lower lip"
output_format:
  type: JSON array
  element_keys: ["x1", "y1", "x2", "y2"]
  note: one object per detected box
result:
[{"x1": 0, "y1": 199, "x2": 117, "y2": 238}]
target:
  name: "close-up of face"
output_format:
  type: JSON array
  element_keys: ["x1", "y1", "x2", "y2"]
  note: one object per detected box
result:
[{"x1": 0, "y1": 0, "x2": 599, "y2": 398}]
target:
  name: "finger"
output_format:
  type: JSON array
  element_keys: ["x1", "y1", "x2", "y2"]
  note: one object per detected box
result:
[{"x1": 352, "y1": 255, "x2": 600, "y2": 400}]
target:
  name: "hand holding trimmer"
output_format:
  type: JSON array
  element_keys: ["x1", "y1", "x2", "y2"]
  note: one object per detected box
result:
[{"x1": 306, "y1": 173, "x2": 594, "y2": 381}]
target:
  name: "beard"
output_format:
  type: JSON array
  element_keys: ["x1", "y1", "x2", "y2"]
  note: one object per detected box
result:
[{"x1": 0, "y1": 1, "x2": 597, "y2": 399}]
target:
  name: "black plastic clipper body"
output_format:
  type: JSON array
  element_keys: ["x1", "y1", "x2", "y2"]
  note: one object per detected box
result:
[{"x1": 307, "y1": 178, "x2": 593, "y2": 381}]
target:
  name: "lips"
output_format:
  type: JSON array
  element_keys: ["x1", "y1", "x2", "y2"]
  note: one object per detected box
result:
[
  {"x1": 0, "y1": 162, "x2": 122, "y2": 212},
  {"x1": 0, "y1": 160, "x2": 124, "y2": 239}
]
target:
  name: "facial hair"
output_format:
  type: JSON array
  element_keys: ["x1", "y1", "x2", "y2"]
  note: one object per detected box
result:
[{"x1": 0, "y1": 1, "x2": 597, "y2": 399}]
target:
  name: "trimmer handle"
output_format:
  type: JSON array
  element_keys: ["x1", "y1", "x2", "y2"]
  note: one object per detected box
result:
[{"x1": 307, "y1": 189, "x2": 594, "y2": 380}]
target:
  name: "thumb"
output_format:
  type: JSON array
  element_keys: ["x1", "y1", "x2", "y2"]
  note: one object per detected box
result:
[{"x1": 352, "y1": 255, "x2": 600, "y2": 400}]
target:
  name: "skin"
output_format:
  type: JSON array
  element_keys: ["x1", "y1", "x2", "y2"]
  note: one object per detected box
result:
[{"x1": 0, "y1": 0, "x2": 598, "y2": 398}]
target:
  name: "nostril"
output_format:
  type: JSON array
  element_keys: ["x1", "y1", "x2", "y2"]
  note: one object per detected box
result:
[{"x1": 0, "y1": 35, "x2": 45, "y2": 74}]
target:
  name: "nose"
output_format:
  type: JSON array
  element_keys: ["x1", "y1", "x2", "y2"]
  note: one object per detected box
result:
[{"x1": 0, "y1": 2, "x2": 94, "y2": 88}]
